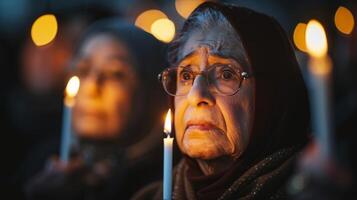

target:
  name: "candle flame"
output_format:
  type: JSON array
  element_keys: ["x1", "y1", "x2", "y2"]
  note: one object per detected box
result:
[
  {"x1": 305, "y1": 20, "x2": 328, "y2": 58},
  {"x1": 164, "y1": 109, "x2": 172, "y2": 136},
  {"x1": 65, "y1": 76, "x2": 80, "y2": 98}
]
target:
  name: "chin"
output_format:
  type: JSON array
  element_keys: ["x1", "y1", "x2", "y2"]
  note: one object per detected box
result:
[
  {"x1": 75, "y1": 122, "x2": 104, "y2": 138},
  {"x1": 76, "y1": 127, "x2": 103, "y2": 139},
  {"x1": 74, "y1": 118, "x2": 122, "y2": 139},
  {"x1": 182, "y1": 132, "x2": 229, "y2": 160},
  {"x1": 183, "y1": 142, "x2": 222, "y2": 160},
  {"x1": 186, "y1": 150, "x2": 222, "y2": 160}
]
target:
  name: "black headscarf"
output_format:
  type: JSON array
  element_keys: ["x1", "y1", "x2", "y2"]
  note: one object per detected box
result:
[
  {"x1": 73, "y1": 19, "x2": 168, "y2": 149},
  {"x1": 168, "y1": 2, "x2": 310, "y2": 199}
]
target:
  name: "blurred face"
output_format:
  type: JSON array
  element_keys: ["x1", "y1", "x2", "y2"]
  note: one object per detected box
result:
[
  {"x1": 72, "y1": 34, "x2": 137, "y2": 139},
  {"x1": 174, "y1": 27, "x2": 255, "y2": 160}
]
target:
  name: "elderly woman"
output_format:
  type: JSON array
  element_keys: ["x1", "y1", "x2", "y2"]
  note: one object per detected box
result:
[
  {"x1": 134, "y1": 2, "x2": 309, "y2": 200},
  {"x1": 24, "y1": 19, "x2": 168, "y2": 200}
]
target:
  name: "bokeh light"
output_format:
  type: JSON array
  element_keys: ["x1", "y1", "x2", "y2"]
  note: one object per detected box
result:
[
  {"x1": 334, "y1": 6, "x2": 355, "y2": 35},
  {"x1": 150, "y1": 18, "x2": 176, "y2": 43},
  {"x1": 31, "y1": 14, "x2": 58, "y2": 46},
  {"x1": 135, "y1": 9, "x2": 168, "y2": 33},
  {"x1": 293, "y1": 23, "x2": 307, "y2": 52},
  {"x1": 175, "y1": 0, "x2": 205, "y2": 19}
]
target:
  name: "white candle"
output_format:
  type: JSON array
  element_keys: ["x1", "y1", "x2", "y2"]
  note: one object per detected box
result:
[
  {"x1": 60, "y1": 76, "x2": 80, "y2": 164},
  {"x1": 305, "y1": 20, "x2": 333, "y2": 158},
  {"x1": 163, "y1": 109, "x2": 173, "y2": 200}
]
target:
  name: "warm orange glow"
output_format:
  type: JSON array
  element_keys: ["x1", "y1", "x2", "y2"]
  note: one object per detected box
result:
[
  {"x1": 164, "y1": 109, "x2": 172, "y2": 135},
  {"x1": 293, "y1": 23, "x2": 308, "y2": 52},
  {"x1": 335, "y1": 6, "x2": 355, "y2": 35},
  {"x1": 175, "y1": 0, "x2": 205, "y2": 19},
  {"x1": 135, "y1": 9, "x2": 168, "y2": 33},
  {"x1": 308, "y1": 56, "x2": 332, "y2": 75},
  {"x1": 151, "y1": 18, "x2": 176, "y2": 43},
  {"x1": 65, "y1": 76, "x2": 80, "y2": 98},
  {"x1": 306, "y1": 20, "x2": 328, "y2": 58},
  {"x1": 31, "y1": 14, "x2": 58, "y2": 46}
]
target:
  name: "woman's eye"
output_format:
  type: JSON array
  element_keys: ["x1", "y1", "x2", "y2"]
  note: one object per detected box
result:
[
  {"x1": 101, "y1": 70, "x2": 126, "y2": 81},
  {"x1": 180, "y1": 71, "x2": 193, "y2": 81},
  {"x1": 220, "y1": 69, "x2": 235, "y2": 80},
  {"x1": 111, "y1": 71, "x2": 125, "y2": 79}
]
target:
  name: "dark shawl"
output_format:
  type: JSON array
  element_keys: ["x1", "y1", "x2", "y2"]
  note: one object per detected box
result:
[{"x1": 133, "y1": 2, "x2": 310, "y2": 200}]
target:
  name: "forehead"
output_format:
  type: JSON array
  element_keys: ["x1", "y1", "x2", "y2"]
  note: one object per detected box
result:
[
  {"x1": 181, "y1": 31, "x2": 226, "y2": 57},
  {"x1": 75, "y1": 34, "x2": 134, "y2": 73},
  {"x1": 180, "y1": 26, "x2": 239, "y2": 57},
  {"x1": 178, "y1": 23, "x2": 247, "y2": 65},
  {"x1": 80, "y1": 34, "x2": 129, "y2": 59}
]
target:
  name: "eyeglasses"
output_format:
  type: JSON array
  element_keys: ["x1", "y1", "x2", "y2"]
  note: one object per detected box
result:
[{"x1": 158, "y1": 64, "x2": 252, "y2": 96}]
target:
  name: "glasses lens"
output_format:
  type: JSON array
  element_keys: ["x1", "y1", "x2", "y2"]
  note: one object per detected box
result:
[
  {"x1": 161, "y1": 69, "x2": 176, "y2": 96},
  {"x1": 208, "y1": 65, "x2": 241, "y2": 95},
  {"x1": 161, "y1": 65, "x2": 243, "y2": 96},
  {"x1": 176, "y1": 67, "x2": 194, "y2": 95},
  {"x1": 161, "y1": 67, "x2": 195, "y2": 96}
]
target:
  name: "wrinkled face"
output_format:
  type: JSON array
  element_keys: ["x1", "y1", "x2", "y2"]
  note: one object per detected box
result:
[
  {"x1": 72, "y1": 34, "x2": 137, "y2": 139},
  {"x1": 174, "y1": 26, "x2": 255, "y2": 160}
]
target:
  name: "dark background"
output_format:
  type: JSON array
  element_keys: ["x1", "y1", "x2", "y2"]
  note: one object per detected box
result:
[{"x1": 0, "y1": 0, "x2": 356, "y2": 199}]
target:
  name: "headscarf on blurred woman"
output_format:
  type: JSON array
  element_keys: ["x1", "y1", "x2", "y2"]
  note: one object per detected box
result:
[{"x1": 25, "y1": 19, "x2": 168, "y2": 200}]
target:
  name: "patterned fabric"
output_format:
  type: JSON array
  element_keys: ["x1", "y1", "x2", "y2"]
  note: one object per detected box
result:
[
  {"x1": 132, "y1": 146, "x2": 300, "y2": 200},
  {"x1": 173, "y1": 147, "x2": 298, "y2": 200}
]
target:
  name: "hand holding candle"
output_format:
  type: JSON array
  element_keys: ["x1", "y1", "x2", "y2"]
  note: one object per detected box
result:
[
  {"x1": 163, "y1": 109, "x2": 173, "y2": 200},
  {"x1": 305, "y1": 20, "x2": 333, "y2": 158},
  {"x1": 60, "y1": 76, "x2": 80, "y2": 164}
]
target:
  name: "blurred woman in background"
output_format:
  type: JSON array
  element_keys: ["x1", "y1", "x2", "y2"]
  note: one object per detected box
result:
[{"x1": 25, "y1": 19, "x2": 168, "y2": 200}]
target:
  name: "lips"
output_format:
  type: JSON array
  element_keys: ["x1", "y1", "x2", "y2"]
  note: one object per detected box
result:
[
  {"x1": 76, "y1": 106, "x2": 106, "y2": 119},
  {"x1": 186, "y1": 120, "x2": 222, "y2": 132}
]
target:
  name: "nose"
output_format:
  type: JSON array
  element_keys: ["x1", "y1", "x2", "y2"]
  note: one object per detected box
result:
[{"x1": 187, "y1": 75, "x2": 215, "y2": 107}]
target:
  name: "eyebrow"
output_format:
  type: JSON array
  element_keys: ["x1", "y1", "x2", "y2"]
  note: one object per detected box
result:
[{"x1": 178, "y1": 49, "x2": 238, "y2": 65}]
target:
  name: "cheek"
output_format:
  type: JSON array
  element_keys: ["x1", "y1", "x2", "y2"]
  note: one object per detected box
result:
[
  {"x1": 218, "y1": 93, "x2": 253, "y2": 157},
  {"x1": 102, "y1": 82, "x2": 133, "y2": 130},
  {"x1": 174, "y1": 96, "x2": 187, "y2": 150},
  {"x1": 217, "y1": 99, "x2": 240, "y2": 154}
]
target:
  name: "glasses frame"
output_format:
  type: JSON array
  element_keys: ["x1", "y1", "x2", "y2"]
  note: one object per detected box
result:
[{"x1": 158, "y1": 65, "x2": 252, "y2": 96}]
